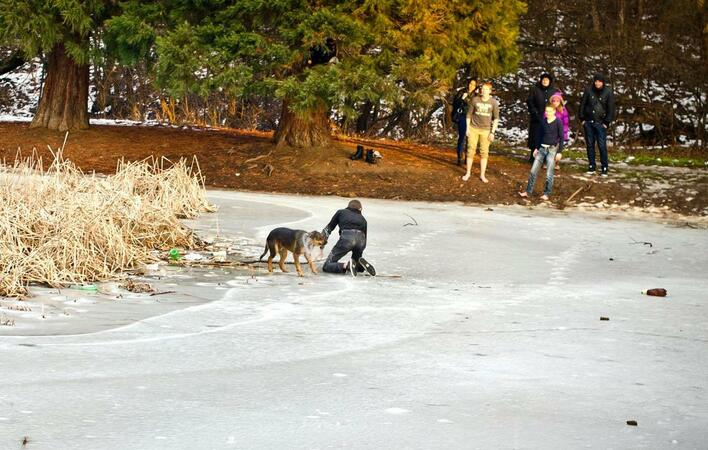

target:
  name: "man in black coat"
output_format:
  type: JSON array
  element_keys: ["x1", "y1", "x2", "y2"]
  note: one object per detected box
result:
[
  {"x1": 579, "y1": 73, "x2": 616, "y2": 176},
  {"x1": 321, "y1": 200, "x2": 376, "y2": 276},
  {"x1": 526, "y1": 72, "x2": 557, "y2": 162}
]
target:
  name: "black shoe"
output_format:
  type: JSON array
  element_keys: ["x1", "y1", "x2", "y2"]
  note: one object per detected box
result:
[
  {"x1": 600, "y1": 167, "x2": 608, "y2": 177},
  {"x1": 586, "y1": 167, "x2": 596, "y2": 175},
  {"x1": 350, "y1": 145, "x2": 364, "y2": 160},
  {"x1": 357, "y1": 257, "x2": 376, "y2": 276},
  {"x1": 365, "y1": 149, "x2": 377, "y2": 164}
]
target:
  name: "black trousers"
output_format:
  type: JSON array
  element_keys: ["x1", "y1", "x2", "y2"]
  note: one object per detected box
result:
[{"x1": 322, "y1": 230, "x2": 366, "y2": 273}]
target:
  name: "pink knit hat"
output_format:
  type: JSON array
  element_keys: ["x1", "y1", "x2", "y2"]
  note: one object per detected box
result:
[{"x1": 550, "y1": 91, "x2": 564, "y2": 101}]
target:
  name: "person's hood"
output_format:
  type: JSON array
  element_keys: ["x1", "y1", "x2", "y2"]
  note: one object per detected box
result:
[
  {"x1": 592, "y1": 73, "x2": 607, "y2": 91},
  {"x1": 538, "y1": 72, "x2": 554, "y2": 88}
]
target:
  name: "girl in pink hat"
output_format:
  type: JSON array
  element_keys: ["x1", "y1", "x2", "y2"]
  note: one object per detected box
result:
[{"x1": 547, "y1": 92, "x2": 569, "y2": 172}]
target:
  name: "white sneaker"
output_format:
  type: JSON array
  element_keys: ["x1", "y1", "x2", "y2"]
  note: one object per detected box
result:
[{"x1": 348, "y1": 259, "x2": 357, "y2": 277}]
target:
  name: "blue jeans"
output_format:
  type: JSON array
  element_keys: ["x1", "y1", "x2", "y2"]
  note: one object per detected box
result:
[
  {"x1": 584, "y1": 121, "x2": 608, "y2": 170},
  {"x1": 525, "y1": 145, "x2": 558, "y2": 196},
  {"x1": 455, "y1": 116, "x2": 467, "y2": 161}
]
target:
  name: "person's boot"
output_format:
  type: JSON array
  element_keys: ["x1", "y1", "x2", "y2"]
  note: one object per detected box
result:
[
  {"x1": 365, "y1": 149, "x2": 377, "y2": 164},
  {"x1": 350, "y1": 145, "x2": 364, "y2": 160}
]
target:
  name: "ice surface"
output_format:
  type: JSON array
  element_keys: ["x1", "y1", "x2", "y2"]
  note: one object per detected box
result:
[{"x1": 1, "y1": 191, "x2": 707, "y2": 449}]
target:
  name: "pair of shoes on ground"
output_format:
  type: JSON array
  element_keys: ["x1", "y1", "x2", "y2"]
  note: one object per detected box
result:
[
  {"x1": 586, "y1": 167, "x2": 609, "y2": 177},
  {"x1": 350, "y1": 145, "x2": 380, "y2": 164},
  {"x1": 344, "y1": 257, "x2": 376, "y2": 276}
]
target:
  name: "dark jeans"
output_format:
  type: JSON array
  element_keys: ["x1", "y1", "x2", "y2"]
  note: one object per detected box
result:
[
  {"x1": 584, "y1": 121, "x2": 608, "y2": 170},
  {"x1": 322, "y1": 230, "x2": 366, "y2": 274},
  {"x1": 455, "y1": 116, "x2": 467, "y2": 161}
]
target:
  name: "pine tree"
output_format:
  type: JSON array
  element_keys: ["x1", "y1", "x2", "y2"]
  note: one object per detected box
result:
[
  {"x1": 1, "y1": 1, "x2": 100, "y2": 130},
  {"x1": 153, "y1": 0, "x2": 526, "y2": 147},
  {"x1": 0, "y1": 1, "x2": 161, "y2": 131}
]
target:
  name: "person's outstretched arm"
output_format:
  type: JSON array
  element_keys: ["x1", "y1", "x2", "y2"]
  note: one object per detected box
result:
[{"x1": 322, "y1": 210, "x2": 341, "y2": 239}]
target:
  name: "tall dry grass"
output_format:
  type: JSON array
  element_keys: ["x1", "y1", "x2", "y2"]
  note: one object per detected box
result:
[{"x1": 0, "y1": 151, "x2": 214, "y2": 298}]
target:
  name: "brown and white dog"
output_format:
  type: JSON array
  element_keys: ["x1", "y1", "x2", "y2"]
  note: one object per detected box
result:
[{"x1": 259, "y1": 227, "x2": 328, "y2": 276}]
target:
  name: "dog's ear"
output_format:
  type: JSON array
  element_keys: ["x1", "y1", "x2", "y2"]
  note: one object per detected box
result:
[{"x1": 311, "y1": 231, "x2": 327, "y2": 245}]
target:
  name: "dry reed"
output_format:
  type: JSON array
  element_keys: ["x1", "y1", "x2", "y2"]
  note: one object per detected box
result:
[{"x1": 0, "y1": 151, "x2": 214, "y2": 298}]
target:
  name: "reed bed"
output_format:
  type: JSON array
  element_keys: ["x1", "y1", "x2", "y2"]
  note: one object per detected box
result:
[{"x1": 0, "y1": 151, "x2": 214, "y2": 298}]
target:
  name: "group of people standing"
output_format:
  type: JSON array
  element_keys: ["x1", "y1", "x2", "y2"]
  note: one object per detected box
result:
[{"x1": 452, "y1": 71, "x2": 616, "y2": 200}]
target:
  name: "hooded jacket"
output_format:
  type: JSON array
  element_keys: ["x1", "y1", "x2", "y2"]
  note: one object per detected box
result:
[
  {"x1": 526, "y1": 73, "x2": 557, "y2": 122},
  {"x1": 579, "y1": 73, "x2": 616, "y2": 125}
]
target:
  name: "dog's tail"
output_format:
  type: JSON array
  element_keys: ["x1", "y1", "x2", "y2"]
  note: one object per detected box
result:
[{"x1": 259, "y1": 244, "x2": 269, "y2": 261}]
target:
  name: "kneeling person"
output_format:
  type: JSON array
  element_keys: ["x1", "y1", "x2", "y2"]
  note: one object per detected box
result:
[{"x1": 322, "y1": 200, "x2": 376, "y2": 276}]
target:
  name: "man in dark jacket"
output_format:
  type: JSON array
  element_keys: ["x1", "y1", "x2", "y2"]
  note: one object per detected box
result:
[
  {"x1": 321, "y1": 200, "x2": 376, "y2": 276},
  {"x1": 579, "y1": 73, "x2": 616, "y2": 176},
  {"x1": 526, "y1": 72, "x2": 557, "y2": 161}
]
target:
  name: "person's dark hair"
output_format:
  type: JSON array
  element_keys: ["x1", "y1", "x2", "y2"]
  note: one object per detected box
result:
[
  {"x1": 593, "y1": 72, "x2": 606, "y2": 83},
  {"x1": 348, "y1": 199, "x2": 362, "y2": 210}
]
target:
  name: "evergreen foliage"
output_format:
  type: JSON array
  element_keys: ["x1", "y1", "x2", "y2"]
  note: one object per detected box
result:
[
  {"x1": 150, "y1": 0, "x2": 526, "y2": 127},
  {"x1": 0, "y1": 0, "x2": 525, "y2": 137}
]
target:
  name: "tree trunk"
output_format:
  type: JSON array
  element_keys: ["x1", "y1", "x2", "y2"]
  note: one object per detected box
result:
[
  {"x1": 30, "y1": 42, "x2": 89, "y2": 132},
  {"x1": 273, "y1": 99, "x2": 330, "y2": 147}
]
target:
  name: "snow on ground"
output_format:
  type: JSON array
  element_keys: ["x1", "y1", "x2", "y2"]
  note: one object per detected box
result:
[{"x1": 1, "y1": 191, "x2": 707, "y2": 449}]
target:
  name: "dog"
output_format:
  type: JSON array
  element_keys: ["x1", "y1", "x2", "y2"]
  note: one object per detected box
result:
[{"x1": 259, "y1": 227, "x2": 328, "y2": 276}]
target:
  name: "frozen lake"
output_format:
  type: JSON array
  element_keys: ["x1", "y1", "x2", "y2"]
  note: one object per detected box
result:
[{"x1": 1, "y1": 191, "x2": 707, "y2": 449}]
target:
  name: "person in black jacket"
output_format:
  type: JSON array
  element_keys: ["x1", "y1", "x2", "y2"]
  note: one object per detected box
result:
[
  {"x1": 579, "y1": 73, "x2": 616, "y2": 176},
  {"x1": 452, "y1": 78, "x2": 477, "y2": 166},
  {"x1": 321, "y1": 200, "x2": 376, "y2": 276},
  {"x1": 526, "y1": 72, "x2": 558, "y2": 162}
]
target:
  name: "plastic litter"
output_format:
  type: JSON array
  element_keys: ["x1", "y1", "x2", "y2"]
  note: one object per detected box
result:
[
  {"x1": 183, "y1": 253, "x2": 204, "y2": 261},
  {"x1": 72, "y1": 284, "x2": 98, "y2": 292}
]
